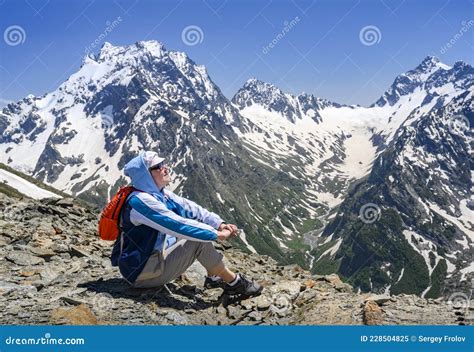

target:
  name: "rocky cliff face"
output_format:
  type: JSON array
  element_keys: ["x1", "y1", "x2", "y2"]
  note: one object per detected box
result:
[
  {"x1": 0, "y1": 193, "x2": 469, "y2": 325},
  {"x1": 232, "y1": 78, "x2": 338, "y2": 123},
  {"x1": 319, "y1": 89, "x2": 473, "y2": 298},
  {"x1": 233, "y1": 57, "x2": 473, "y2": 297},
  {"x1": 374, "y1": 56, "x2": 472, "y2": 107}
]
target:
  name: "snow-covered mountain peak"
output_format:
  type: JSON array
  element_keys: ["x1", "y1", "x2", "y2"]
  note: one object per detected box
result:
[
  {"x1": 242, "y1": 78, "x2": 267, "y2": 86},
  {"x1": 421, "y1": 55, "x2": 440, "y2": 64},
  {"x1": 232, "y1": 78, "x2": 295, "y2": 122},
  {"x1": 452, "y1": 60, "x2": 473, "y2": 73},
  {"x1": 98, "y1": 41, "x2": 115, "y2": 56},
  {"x1": 232, "y1": 78, "x2": 338, "y2": 124},
  {"x1": 373, "y1": 56, "x2": 468, "y2": 107},
  {"x1": 415, "y1": 55, "x2": 450, "y2": 72},
  {"x1": 48, "y1": 39, "x2": 232, "y2": 114},
  {"x1": 95, "y1": 40, "x2": 166, "y2": 62},
  {"x1": 407, "y1": 56, "x2": 451, "y2": 82},
  {"x1": 0, "y1": 39, "x2": 243, "y2": 197},
  {"x1": 76, "y1": 40, "x2": 198, "y2": 84},
  {"x1": 240, "y1": 78, "x2": 288, "y2": 101}
]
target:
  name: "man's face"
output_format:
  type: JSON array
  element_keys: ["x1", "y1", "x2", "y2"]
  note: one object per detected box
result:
[{"x1": 150, "y1": 162, "x2": 171, "y2": 189}]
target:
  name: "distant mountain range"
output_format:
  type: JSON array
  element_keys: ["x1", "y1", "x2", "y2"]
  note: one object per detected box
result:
[{"x1": 1, "y1": 41, "x2": 472, "y2": 297}]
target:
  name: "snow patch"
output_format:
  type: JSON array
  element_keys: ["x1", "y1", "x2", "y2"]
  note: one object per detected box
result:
[{"x1": 0, "y1": 169, "x2": 60, "y2": 200}]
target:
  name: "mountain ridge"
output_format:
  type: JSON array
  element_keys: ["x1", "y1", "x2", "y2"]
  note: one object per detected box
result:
[{"x1": 1, "y1": 40, "x2": 472, "y2": 296}]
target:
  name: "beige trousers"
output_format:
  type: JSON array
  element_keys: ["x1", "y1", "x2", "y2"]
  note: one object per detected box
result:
[{"x1": 133, "y1": 239, "x2": 223, "y2": 288}]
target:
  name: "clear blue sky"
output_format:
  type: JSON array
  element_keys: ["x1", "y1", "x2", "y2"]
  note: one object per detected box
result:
[{"x1": 1, "y1": 0, "x2": 473, "y2": 106}]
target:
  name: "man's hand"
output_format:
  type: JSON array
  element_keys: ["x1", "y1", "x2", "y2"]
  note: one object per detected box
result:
[
  {"x1": 218, "y1": 223, "x2": 238, "y2": 236},
  {"x1": 217, "y1": 229, "x2": 232, "y2": 241}
]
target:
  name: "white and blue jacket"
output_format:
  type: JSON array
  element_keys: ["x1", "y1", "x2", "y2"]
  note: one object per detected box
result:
[{"x1": 111, "y1": 152, "x2": 223, "y2": 283}]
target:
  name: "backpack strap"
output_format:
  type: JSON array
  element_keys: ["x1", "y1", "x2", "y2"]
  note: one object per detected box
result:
[{"x1": 118, "y1": 188, "x2": 142, "y2": 256}]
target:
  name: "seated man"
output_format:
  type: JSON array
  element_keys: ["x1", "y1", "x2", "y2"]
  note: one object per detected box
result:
[{"x1": 111, "y1": 151, "x2": 262, "y2": 297}]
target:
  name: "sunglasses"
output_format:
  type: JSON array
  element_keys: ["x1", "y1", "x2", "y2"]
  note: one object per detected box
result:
[{"x1": 149, "y1": 161, "x2": 167, "y2": 171}]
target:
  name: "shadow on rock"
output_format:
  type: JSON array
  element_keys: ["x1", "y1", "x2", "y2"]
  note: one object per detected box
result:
[{"x1": 79, "y1": 278, "x2": 220, "y2": 311}]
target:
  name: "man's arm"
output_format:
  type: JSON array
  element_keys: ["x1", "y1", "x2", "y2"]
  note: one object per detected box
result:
[
  {"x1": 128, "y1": 192, "x2": 218, "y2": 242},
  {"x1": 164, "y1": 189, "x2": 224, "y2": 229}
]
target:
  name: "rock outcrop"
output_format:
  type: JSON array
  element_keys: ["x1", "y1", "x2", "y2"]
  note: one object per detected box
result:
[{"x1": 0, "y1": 193, "x2": 470, "y2": 325}]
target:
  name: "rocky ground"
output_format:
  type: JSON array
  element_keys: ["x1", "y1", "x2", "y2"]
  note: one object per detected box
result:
[{"x1": 0, "y1": 193, "x2": 471, "y2": 325}]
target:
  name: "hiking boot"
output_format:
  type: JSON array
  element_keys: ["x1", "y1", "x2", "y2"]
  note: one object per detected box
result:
[
  {"x1": 223, "y1": 274, "x2": 263, "y2": 297},
  {"x1": 204, "y1": 276, "x2": 225, "y2": 289}
]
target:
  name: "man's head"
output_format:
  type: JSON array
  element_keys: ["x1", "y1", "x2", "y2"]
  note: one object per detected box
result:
[{"x1": 143, "y1": 151, "x2": 170, "y2": 190}]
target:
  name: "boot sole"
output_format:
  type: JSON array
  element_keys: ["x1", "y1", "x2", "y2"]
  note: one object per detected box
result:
[
  {"x1": 221, "y1": 288, "x2": 263, "y2": 307},
  {"x1": 204, "y1": 282, "x2": 226, "y2": 289},
  {"x1": 224, "y1": 286, "x2": 263, "y2": 298}
]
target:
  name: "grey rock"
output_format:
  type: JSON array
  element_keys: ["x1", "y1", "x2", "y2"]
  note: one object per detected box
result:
[
  {"x1": 28, "y1": 246, "x2": 55, "y2": 258},
  {"x1": 6, "y1": 252, "x2": 44, "y2": 266},
  {"x1": 39, "y1": 265, "x2": 62, "y2": 284},
  {"x1": 247, "y1": 310, "x2": 262, "y2": 321},
  {"x1": 240, "y1": 298, "x2": 255, "y2": 310},
  {"x1": 215, "y1": 306, "x2": 227, "y2": 317},
  {"x1": 226, "y1": 305, "x2": 242, "y2": 319},
  {"x1": 181, "y1": 261, "x2": 207, "y2": 288},
  {"x1": 69, "y1": 246, "x2": 90, "y2": 258},
  {"x1": 60, "y1": 296, "x2": 85, "y2": 305},
  {"x1": 165, "y1": 311, "x2": 188, "y2": 325},
  {"x1": 55, "y1": 198, "x2": 75, "y2": 207},
  {"x1": 254, "y1": 295, "x2": 272, "y2": 310},
  {"x1": 50, "y1": 243, "x2": 69, "y2": 253},
  {"x1": 268, "y1": 280, "x2": 301, "y2": 300},
  {"x1": 365, "y1": 294, "x2": 391, "y2": 305},
  {"x1": 335, "y1": 282, "x2": 353, "y2": 293},
  {"x1": 0, "y1": 280, "x2": 37, "y2": 295}
]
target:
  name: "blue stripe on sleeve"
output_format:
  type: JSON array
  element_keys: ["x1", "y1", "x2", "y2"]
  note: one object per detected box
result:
[
  {"x1": 167, "y1": 196, "x2": 191, "y2": 218},
  {"x1": 129, "y1": 196, "x2": 218, "y2": 241}
]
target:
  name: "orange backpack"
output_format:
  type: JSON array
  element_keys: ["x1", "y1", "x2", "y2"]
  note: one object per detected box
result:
[{"x1": 98, "y1": 186, "x2": 140, "y2": 241}]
